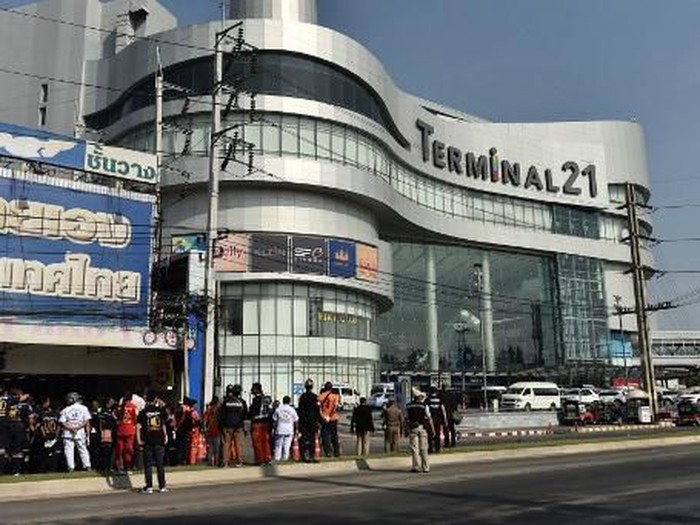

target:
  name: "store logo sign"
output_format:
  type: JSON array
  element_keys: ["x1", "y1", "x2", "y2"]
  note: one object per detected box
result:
[
  {"x1": 416, "y1": 119, "x2": 598, "y2": 199},
  {"x1": 328, "y1": 240, "x2": 356, "y2": 278}
]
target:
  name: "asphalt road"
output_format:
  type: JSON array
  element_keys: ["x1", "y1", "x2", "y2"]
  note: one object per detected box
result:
[{"x1": 3, "y1": 443, "x2": 700, "y2": 524}]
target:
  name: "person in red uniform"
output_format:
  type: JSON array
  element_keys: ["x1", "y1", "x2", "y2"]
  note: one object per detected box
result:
[
  {"x1": 185, "y1": 398, "x2": 202, "y2": 465},
  {"x1": 248, "y1": 383, "x2": 272, "y2": 465},
  {"x1": 114, "y1": 393, "x2": 138, "y2": 473}
]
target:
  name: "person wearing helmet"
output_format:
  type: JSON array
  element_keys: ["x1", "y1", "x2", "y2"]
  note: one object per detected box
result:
[
  {"x1": 318, "y1": 381, "x2": 341, "y2": 458},
  {"x1": 297, "y1": 379, "x2": 320, "y2": 462},
  {"x1": 248, "y1": 383, "x2": 273, "y2": 465},
  {"x1": 218, "y1": 384, "x2": 247, "y2": 467},
  {"x1": 59, "y1": 391, "x2": 92, "y2": 472}
]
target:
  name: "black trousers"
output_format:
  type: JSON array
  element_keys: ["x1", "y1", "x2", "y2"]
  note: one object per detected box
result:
[
  {"x1": 7, "y1": 423, "x2": 28, "y2": 474},
  {"x1": 320, "y1": 420, "x2": 340, "y2": 457},
  {"x1": 445, "y1": 419, "x2": 456, "y2": 448},
  {"x1": 143, "y1": 444, "x2": 166, "y2": 490},
  {"x1": 299, "y1": 427, "x2": 316, "y2": 461}
]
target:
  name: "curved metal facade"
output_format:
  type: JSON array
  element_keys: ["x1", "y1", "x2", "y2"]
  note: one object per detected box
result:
[{"x1": 76, "y1": 0, "x2": 652, "y2": 399}]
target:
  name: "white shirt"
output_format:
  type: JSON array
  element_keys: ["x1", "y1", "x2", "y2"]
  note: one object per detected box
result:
[
  {"x1": 59, "y1": 402, "x2": 92, "y2": 439},
  {"x1": 273, "y1": 404, "x2": 299, "y2": 436}
]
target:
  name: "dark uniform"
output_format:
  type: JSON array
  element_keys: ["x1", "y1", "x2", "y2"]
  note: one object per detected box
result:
[
  {"x1": 405, "y1": 397, "x2": 433, "y2": 473},
  {"x1": 297, "y1": 383, "x2": 320, "y2": 462},
  {"x1": 0, "y1": 391, "x2": 11, "y2": 473},
  {"x1": 6, "y1": 394, "x2": 33, "y2": 474},
  {"x1": 138, "y1": 401, "x2": 168, "y2": 492},
  {"x1": 218, "y1": 388, "x2": 248, "y2": 467},
  {"x1": 248, "y1": 390, "x2": 273, "y2": 465},
  {"x1": 425, "y1": 390, "x2": 447, "y2": 453},
  {"x1": 92, "y1": 409, "x2": 117, "y2": 471},
  {"x1": 442, "y1": 389, "x2": 459, "y2": 448},
  {"x1": 31, "y1": 408, "x2": 61, "y2": 473}
]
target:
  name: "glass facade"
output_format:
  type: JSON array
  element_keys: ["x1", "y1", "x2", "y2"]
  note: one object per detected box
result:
[
  {"x1": 217, "y1": 282, "x2": 379, "y2": 400},
  {"x1": 556, "y1": 254, "x2": 608, "y2": 362},
  {"x1": 85, "y1": 51, "x2": 408, "y2": 147},
  {"x1": 118, "y1": 112, "x2": 629, "y2": 244},
  {"x1": 377, "y1": 243, "x2": 561, "y2": 372}
]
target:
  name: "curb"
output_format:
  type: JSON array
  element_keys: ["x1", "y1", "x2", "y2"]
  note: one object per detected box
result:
[
  {"x1": 1, "y1": 433, "x2": 699, "y2": 503},
  {"x1": 457, "y1": 422, "x2": 675, "y2": 439}
]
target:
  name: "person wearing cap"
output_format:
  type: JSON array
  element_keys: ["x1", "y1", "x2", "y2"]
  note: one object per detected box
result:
[
  {"x1": 59, "y1": 392, "x2": 92, "y2": 473},
  {"x1": 297, "y1": 379, "x2": 320, "y2": 463},
  {"x1": 248, "y1": 383, "x2": 273, "y2": 465},
  {"x1": 405, "y1": 391, "x2": 433, "y2": 473},
  {"x1": 218, "y1": 384, "x2": 247, "y2": 467},
  {"x1": 318, "y1": 381, "x2": 341, "y2": 458},
  {"x1": 137, "y1": 391, "x2": 169, "y2": 494}
]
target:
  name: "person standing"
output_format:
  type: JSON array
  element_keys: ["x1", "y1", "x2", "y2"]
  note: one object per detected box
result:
[
  {"x1": 202, "y1": 396, "x2": 221, "y2": 467},
  {"x1": 318, "y1": 382, "x2": 341, "y2": 458},
  {"x1": 248, "y1": 383, "x2": 273, "y2": 465},
  {"x1": 405, "y1": 391, "x2": 433, "y2": 473},
  {"x1": 185, "y1": 398, "x2": 202, "y2": 465},
  {"x1": 442, "y1": 387, "x2": 459, "y2": 448},
  {"x1": 426, "y1": 387, "x2": 447, "y2": 453},
  {"x1": 381, "y1": 399, "x2": 404, "y2": 453},
  {"x1": 59, "y1": 392, "x2": 92, "y2": 472},
  {"x1": 114, "y1": 393, "x2": 138, "y2": 473},
  {"x1": 137, "y1": 391, "x2": 169, "y2": 494},
  {"x1": 0, "y1": 386, "x2": 11, "y2": 474},
  {"x1": 272, "y1": 396, "x2": 298, "y2": 462},
  {"x1": 6, "y1": 387, "x2": 33, "y2": 475},
  {"x1": 31, "y1": 397, "x2": 61, "y2": 473},
  {"x1": 297, "y1": 379, "x2": 320, "y2": 463},
  {"x1": 219, "y1": 385, "x2": 247, "y2": 468},
  {"x1": 350, "y1": 397, "x2": 374, "y2": 457}
]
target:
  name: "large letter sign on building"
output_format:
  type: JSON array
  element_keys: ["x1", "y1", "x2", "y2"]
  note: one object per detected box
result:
[{"x1": 0, "y1": 170, "x2": 154, "y2": 327}]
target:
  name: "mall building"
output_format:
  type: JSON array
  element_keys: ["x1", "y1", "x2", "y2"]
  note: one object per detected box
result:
[{"x1": 0, "y1": 0, "x2": 653, "y2": 401}]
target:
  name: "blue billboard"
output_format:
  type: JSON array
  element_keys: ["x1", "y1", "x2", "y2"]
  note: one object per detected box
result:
[
  {"x1": 0, "y1": 122, "x2": 85, "y2": 170},
  {"x1": 0, "y1": 172, "x2": 154, "y2": 326}
]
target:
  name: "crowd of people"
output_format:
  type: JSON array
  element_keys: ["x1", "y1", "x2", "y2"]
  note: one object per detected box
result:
[{"x1": 0, "y1": 379, "x2": 461, "y2": 480}]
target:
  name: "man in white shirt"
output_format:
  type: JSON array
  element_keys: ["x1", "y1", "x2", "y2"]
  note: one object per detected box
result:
[
  {"x1": 59, "y1": 392, "x2": 92, "y2": 472},
  {"x1": 272, "y1": 396, "x2": 298, "y2": 462}
]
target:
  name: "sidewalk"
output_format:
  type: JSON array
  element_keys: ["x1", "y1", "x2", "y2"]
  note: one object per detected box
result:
[{"x1": 1, "y1": 433, "x2": 698, "y2": 503}]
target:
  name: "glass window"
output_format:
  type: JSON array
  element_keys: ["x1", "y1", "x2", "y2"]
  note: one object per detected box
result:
[
  {"x1": 281, "y1": 115, "x2": 299, "y2": 155},
  {"x1": 242, "y1": 297, "x2": 259, "y2": 335},
  {"x1": 345, "y1": 128, "x2": 358, "y2": 166},
  {"x1": 317, "y1": 121, "x2": 331, "y2": 160},
  {"x1": 331, "y1": 125, "x2": 345, "y2": 162},
  {"x1": 261, "y1": 119, "x2": 281, "y2": 155},
  {"x1": 299, "y1": 119, "x2": 316, "y2": 158}
]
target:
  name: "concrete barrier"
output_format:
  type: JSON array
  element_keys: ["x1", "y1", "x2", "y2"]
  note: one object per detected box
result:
[{"x1": 458, "y1": 411, "x2": 559, "y2": 430}]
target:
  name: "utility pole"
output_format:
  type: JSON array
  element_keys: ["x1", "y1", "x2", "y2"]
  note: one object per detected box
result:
[{"x1": 624, "y1": 183, "x2": 657, "y2": 417}]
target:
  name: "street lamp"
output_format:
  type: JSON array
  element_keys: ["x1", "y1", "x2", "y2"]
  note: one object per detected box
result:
[{"x1": 460, "y1": 307, "x2": 488, "y2": 411}]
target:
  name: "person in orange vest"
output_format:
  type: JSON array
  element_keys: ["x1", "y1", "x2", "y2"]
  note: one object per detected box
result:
[
  {"x1": 186, "y1": 398, "x2": 202, "y2": 465},
  {"x1": 202, "y1": 396, "x2": 221, "y2": 467},
  {"x1": 318, "y1": 382, "x2": 341, "y2": 458},
  {"x1": 114, "y1": 393, "x2": 138, "y2": 473},
  {"x1": 248, "y1": 383, "x2": 272, "y2": 465}
]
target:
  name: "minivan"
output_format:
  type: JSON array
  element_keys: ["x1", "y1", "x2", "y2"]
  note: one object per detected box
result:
[
  {"x1": 500, "y1": 381, "x2": 561, "y2": 411},
  {"x1": 331, "y1": 383, "x2": 361, "y2": 411}
]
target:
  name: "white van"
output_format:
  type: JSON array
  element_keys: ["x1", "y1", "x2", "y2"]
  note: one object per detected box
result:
[
  {"x1": 369, "y1": 382, "x2": 396, "y2": 409},
  {"x1": 500, "y1": 381, "x2": 561, "y2": 411},
  {"x1": 331, "y1": 383, "x2": 361, "y2": 411}
]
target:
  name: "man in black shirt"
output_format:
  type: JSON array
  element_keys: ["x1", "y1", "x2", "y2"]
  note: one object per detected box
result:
[
  {"x1": 297, "y1": 379, "x2": 320, "y2": 463},
  {"x1": 7, "y1": 387, "x2": 33, "y2": 475},
  {"x1": 137, "y1": 391, "x2": 168, "y2": 493},
  {"x1": 426, "y1": 387, "x2": 447, "y2": 454},
  {"x1": 405, "y1": 391, "x2": 433, "y2": 473},
  {"x1": 218, "y1": 384, "x2": 247, "y2": 467},
  {"x1": 31, "y1": 397, "x2": 61, "y2": 473},
  {"x1": 350, "y1": 397, "x2": 374, "y2": 457}
]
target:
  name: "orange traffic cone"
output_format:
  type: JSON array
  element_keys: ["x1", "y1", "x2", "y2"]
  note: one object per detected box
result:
[
  {"x1": 314, "y1": 432, "x2": 321, "y2": 460},
  {"x1": 291, "y1": 434, "x2": 300, "y2": 461}
]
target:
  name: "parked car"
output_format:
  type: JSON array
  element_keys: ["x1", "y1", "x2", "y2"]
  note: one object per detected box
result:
[
  {"x1": 331, "y1": 383, "x2": 361, "y2": 411},
  {"x1": 369, "y1": 382, "x2": 396, "y2": 409},
  {"x1": 598, "y1": 389, "x2": 627, "y2": 405},
  {"x1": 500, "y1": 382, "x2": 561, "y2": 411},
  {"x1": 562, "y1": 387, "x2": 600, "y2": 405}
]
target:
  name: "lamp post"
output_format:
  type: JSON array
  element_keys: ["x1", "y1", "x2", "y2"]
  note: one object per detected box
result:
[
  {"x1": 614, "y1": 295, "x2": 628, "y2": 386},
  {"x1": 471, "y1": 262, "x2": 489, "y2": 411}
]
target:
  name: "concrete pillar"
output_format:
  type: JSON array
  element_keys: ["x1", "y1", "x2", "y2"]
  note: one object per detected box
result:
[{"x1": 480, "y1": 252, "x2": 496, "y2": 373}]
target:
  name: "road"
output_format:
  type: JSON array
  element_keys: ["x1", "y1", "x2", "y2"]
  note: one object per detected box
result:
[{"x1": 3, "y1": 443, "x2": 700, "y2": 524}]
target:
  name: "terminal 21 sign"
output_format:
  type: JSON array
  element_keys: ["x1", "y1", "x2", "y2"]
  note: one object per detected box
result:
[
  {"x1": 416, "y1": 119, "x2": 598, "y2": 200},
  {"x1": 0, "y1": 171, "x2": 154, "y2": 326}
]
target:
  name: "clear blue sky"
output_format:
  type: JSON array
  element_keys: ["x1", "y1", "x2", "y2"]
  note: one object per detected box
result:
[{"x1": 3, "y1": 0, "x2": 699, "y2": 329}]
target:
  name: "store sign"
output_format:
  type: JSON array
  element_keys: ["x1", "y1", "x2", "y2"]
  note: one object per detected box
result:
[
  {"x1": 0, "y1": 171, "x2": 153, "y2": 326},
  {"x1": 250, "y1": 234, "x2": 288, "y2": 272},
  {"x1": 317, "y1": 311, "x2": 360, "y2": 325},
  {"x1": 172, "y1": 233, "x2": 206, "y2": 253},
  {"x1": 328, "y1": 240, "x2": 356, "y2": 279},
  {"x1": 0, "y1": 122, "x2": 158, "y2": 185},
  {"x1": 85, "y1": 143, "x2": 159, "y2": 184},
  {"x1": 214, "y1": 233, "x2": 249, "y2": 272},
  {"x1": 291, "y1": 236, "x2": 325, "y2": 275},
  {"x1": 416, "y1": 119, "x2": 598, "y2": 200},
  {"x1": 356, "y1": 244, "x2": 378, "y2": 282}
]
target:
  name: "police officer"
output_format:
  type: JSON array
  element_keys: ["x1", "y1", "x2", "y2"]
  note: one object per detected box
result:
[
  {"x1": 405, "y1": 391, "x2": 433, "y2": 473},
  {"x1": 297, "y1": 379, "x2": 320, "y2": 463},
  {"x1": 248, "y1": 383, "x2": 272, "y2": 465},
  {"x1": 218, "y1": 384, "x2": 247, "y2": 467},
  {"x1": 426, "y1": 386, "x2": 447, "y2": 453},
  {"x1": 0, "y1": 386, "x2": 11, "y2": 474},
  {"x1": 7, "y1": 387, "x2": 33, "y2": 475},
  {"x1": 31, "y1": 397, "x2": 61, "y2": 473}
]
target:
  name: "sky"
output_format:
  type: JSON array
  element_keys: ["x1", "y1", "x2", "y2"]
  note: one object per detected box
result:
[{"x1": 3, "y1": 0, "x2": 700, "y2": 329}]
